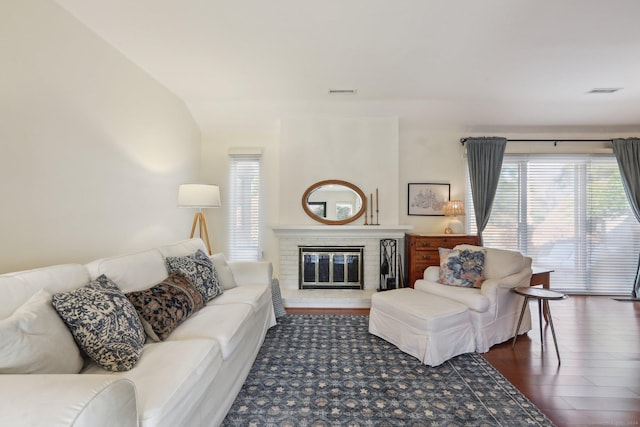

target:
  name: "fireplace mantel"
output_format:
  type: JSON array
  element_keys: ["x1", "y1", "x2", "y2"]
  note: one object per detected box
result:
[{"x1": 272, "y1": 225, "x2": 413, "y2": 239}]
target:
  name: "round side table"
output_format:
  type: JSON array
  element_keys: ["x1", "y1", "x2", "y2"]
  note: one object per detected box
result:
[{"x1": 511, "y1": 286, "x2": 567, "y2": 364}]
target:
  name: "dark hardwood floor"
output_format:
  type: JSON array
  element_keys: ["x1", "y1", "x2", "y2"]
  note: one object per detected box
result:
[{"x1": 286, "y1": 296, "x2": 640, "y2": 427}]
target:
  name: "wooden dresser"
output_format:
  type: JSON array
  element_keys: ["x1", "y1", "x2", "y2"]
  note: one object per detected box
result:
[{"x1": 405, "y1": 234, "x2": 480, "y2": 287}]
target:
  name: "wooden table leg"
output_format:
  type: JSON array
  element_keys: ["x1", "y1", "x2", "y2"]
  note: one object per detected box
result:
[
  {"x1": 544, "y1": 300, "x2": 562, "y2": 364},
  {"x1": 511, "y1": 296, "x2": 531, "y2": 350},
  {"x1": 538, "y1": 298, "x2": 544, "y2": 352}
]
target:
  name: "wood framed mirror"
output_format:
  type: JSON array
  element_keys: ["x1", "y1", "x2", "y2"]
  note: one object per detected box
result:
[{"x1": 302, "y1": 180, "x2": 367, "y2": 225}]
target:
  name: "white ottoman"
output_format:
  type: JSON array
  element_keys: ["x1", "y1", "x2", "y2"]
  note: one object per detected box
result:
[{"x1": 369, "y1": 288, "x2": 476, "y2": 366}]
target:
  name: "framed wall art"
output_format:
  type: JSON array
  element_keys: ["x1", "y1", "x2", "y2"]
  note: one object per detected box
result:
[
  {"x1": 307, "y1": 202, "x2": 326, "y2": 218},
  {"x1": 407, "y1": 183, "x2": 450, "y2": 216}
]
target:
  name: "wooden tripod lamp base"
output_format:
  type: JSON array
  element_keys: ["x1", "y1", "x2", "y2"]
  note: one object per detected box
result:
[
  {"x1": 178, "y1": 184, "x2": 221, "y2": 256},
  {"x1": 190, "y1": 212, "x2": 213, "y2": 255}
]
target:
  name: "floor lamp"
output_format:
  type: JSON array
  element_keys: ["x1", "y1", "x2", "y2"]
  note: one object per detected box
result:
[{"x1": 178, "y1": 184, "x2": 221, "y2": 255}]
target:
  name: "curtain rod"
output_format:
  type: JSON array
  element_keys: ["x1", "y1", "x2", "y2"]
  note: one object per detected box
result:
[{"x1": 459, "y1": 138, "x2": 613, "y2": 146}]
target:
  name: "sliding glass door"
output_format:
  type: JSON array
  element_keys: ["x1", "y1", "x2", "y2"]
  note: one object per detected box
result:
[{"x1": 467, "y1": 154, "x2": 640, "y2": 294}]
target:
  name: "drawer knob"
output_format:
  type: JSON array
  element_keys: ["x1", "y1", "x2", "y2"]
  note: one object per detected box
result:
[
  {"x1": 420, "y1": 242, "x2": 431, "y2": 247},
  {"x1": 421, "y1": 255, "x2": 431, "y2": 260}
]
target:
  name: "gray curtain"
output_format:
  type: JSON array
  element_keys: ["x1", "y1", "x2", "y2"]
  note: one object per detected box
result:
[
  {"x1": 466, "y1": 137, "x2": 507, "y2": 245},
  {"x1": 612, "y1": 138, "x2": 640, "y2": 298}
]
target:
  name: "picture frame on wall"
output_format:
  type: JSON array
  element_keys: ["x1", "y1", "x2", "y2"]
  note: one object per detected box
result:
[
  {"x1": 407, "y1": 183, "x2": 450, "y2": 216},
  {"x1": 308, "y1": 202, "x2": 326, "y2": 218}
]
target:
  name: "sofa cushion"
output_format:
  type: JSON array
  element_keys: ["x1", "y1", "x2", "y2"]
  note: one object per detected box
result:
[
  {"x1": 83, "y1": 339, "x2": 223, "y2": 427},
  {"x1": 210, "y1": 253, "x2": 237, "y2": 290},
  {"x1": 0, "y1": 264, "x2": 90, "y2": 319},
  {"x1": 167, "y1": 303, "x2": 253, "y2": 359},
  {"x1": 126, "y1": 272, "x2": 205, "y2": 341},
  {"x1": 207, "y1": 284, "x2": 271, "y2": 312},
  {"x1": 52, "y1": 275, "x2": 146, "y2": 372},
  {"x1": 165, "y1": 250, "x2": 223, "y2": 302},
  {"x1": 157, "y1": 238, "x2": 208, "y2": 258},
  {"x1": 0, "y1": 289, "x2": 83, "y2": 374},
  {"x1": 415, "y1": 280, "x2": 490, "y2": 313},
  {"x1": 438, "y1": 247, "x2": 486, "y2": 288},
  {"x1": 85, "y1": 249, "x2": 168, "y2": 293}
]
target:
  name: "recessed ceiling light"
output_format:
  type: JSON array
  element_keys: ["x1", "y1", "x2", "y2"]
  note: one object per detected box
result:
[
  {"x1": 328, "y1": 89, "x2": 357, "y2": 95},
  {"x1": 587, "y1": 88, "x2": 622, "y2": 94}
]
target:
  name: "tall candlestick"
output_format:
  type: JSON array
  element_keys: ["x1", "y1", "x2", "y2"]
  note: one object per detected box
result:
[
  {"x1": 364, "y1": 197, "x2": 368, "y2": 225},
  {"x1": 370, "y1": 193, "x2": 373, "y2": 214},
  {"x1": 376, "y1": 188, "x2": 379, "y2": 225},
  {"x1": 370, "y1": 193, "x2": 373, "y2": 224}
]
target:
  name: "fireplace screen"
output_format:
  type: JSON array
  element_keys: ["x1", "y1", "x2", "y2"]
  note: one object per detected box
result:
[{"x1": 299, "y1": 246, "x2": 364, "y2": 289}]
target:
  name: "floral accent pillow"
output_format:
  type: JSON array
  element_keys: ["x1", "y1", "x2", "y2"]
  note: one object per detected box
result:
[
  {"x1": 438, "y1": 247, "x2": 486, "y2": 288},
  {"x1": 165, "y1": 249, "x2": 223, "y2": 302},
  {"x1": 126, "y1": 271, "x2": 205, "y2": 341},
  {"x1": 52, "y1": 275, "x2": 146, "y2": 372}
]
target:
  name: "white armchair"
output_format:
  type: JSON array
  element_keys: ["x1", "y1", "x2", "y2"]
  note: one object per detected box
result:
[{"x1": 414, "y1": 244, "x2": 533, "y2": 353}]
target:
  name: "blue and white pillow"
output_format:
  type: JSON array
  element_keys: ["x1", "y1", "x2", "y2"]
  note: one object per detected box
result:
[
  {"x1": 438, "y1": 247, "x2": 486, "y2": 288},
  {"x1": 52, "y1": 275, "x2": 146, "y2": 372},
  {"x1": 165, "y1": 249, "x2": 223, "y2": 302},
  {"x1": 271, "y1": 278, "x2": 286, "y2": 318}
]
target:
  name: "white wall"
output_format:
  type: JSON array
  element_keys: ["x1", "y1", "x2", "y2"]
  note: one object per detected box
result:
[
  {"x1": 200, "y1": 129, "x2": 280, "y2": 261},
  {"x1": 200, "y1": 115, "x2": 469, "y2": 279},
  {"x1": 0, "y1": 0, "x2": 201, "y2": 273},
  {"x1": 399, "y1": 129, "x2": 469, "y2": 234},
  {"x1": 279, "y1": 116, "x2": 399, "y2": 226}
]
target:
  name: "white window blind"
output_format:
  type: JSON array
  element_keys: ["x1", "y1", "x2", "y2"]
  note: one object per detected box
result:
[
  {"x1": 228, "y1": 153, "x2": 261, "y2": 261},
  {"x1": 466, "y1": 154, "x2": 640, "y2": 294}
]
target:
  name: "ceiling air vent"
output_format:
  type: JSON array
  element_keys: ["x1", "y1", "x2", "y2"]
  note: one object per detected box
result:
[
  {"x1": 587, "y1": 88, "x2": 622, "y2": 94},
  {"x1": 328, "y1": 88, "x2": 357, "y2": 95}
]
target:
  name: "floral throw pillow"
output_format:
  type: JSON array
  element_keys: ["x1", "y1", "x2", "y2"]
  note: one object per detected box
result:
[
  {"x1": 165, "y1": 249, "x2": 223, "y2": 302},
  {"x1": 438, "y1": 247, "x2": 486, "y2": 288},
  {"x1": 51, "y1": 275, "x2": 146, "y2": 372},
  {"x1": 126, "y1": 271, "x2": 205, "y2": 341}
]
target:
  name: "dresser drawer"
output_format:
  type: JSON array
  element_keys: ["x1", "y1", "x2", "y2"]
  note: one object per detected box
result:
[
  {"x1": 413, "y1": 236, "x2": 475, "y2": 251},
  {"x1": 413, "y1": 251, "x2": 437, "y2": 262}
]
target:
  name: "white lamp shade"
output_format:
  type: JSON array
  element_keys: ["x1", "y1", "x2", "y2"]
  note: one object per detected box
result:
[
  {"x1": 178, "y1": 184, "x2": 221, "y2": 208},
  {"x1": 444, "y1": 200, "x2": 465, "y2": 217}
]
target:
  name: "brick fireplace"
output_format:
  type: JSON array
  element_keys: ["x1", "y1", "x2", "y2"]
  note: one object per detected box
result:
[{"x1": 272, "y1": 225, "x2": 412, "y2": 299}]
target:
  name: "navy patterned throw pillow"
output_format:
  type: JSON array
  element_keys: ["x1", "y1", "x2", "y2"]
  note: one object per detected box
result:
[
  {"x1": 165, "y1": 249, "x2": 223, "y2": 302},
  {"x1": 51, "y1": 275, "x2": 146, "y2": 372},
  {"x1": 438, "y1": 247, "x2": 486, "y2": 288},
  {"x1": 126, "y1": 271, "x2": 205, "y2": 341}
]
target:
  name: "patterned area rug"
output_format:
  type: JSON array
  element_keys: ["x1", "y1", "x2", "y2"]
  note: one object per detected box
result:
[{"x1": 223, "y1": 314, "x2": 555, "y2": 427}]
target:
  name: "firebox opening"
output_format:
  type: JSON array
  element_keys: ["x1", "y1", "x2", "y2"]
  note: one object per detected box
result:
[{"x1": 299, "y1": 246, "x2": 364, "y2": 290}]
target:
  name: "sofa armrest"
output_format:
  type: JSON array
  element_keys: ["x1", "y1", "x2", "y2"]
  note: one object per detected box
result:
[
  {"x1": 0, "y1": 375, "x2": 138, "y2": 427},
  {"x1": 481, "y1": 267, "x2": 532, "y2": 296},
  {"x1": 422, "y1": 266, "x2": 440, "y2": 282},
  {"x1": 227, "y1": 261, "x2": 273, "y2": 287},
  {"x1": 415, "y1": 277, "x2": 490, "y2": 312},
  {"x1": 479, "y1": 267, "x2": 533, "y2": 316}
]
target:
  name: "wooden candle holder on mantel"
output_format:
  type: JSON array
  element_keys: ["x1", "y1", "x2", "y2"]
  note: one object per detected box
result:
[{"x1": 365, "y1": 188, "x2": 380, "y2": 225}]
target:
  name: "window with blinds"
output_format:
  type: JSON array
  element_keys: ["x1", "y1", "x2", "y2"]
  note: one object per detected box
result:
[
  {"x1": 466, "y1": 154, "x2": 640, "y2": 294},
  {"x1": 228, "y1": 153, "x2": 261, "y2": 261}
]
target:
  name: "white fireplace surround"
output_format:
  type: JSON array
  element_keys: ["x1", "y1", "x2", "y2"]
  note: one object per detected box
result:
[{"x1": 272, "y1": 225, "x2": 412, "y2": 308}]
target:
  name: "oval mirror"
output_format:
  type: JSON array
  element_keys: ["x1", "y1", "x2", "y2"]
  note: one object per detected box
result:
[{"x1": 302, "y1": 180, "x2": 366, "y2": 225}]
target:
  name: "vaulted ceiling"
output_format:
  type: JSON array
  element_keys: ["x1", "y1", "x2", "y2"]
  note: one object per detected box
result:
[{"x1": 55, "y1": 0, "x2": 640, "y2": 133}]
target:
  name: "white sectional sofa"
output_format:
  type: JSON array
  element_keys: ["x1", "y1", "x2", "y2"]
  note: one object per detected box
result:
[{"x1": 0, "y1": 238, "x2": 276, "y2": 427}]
